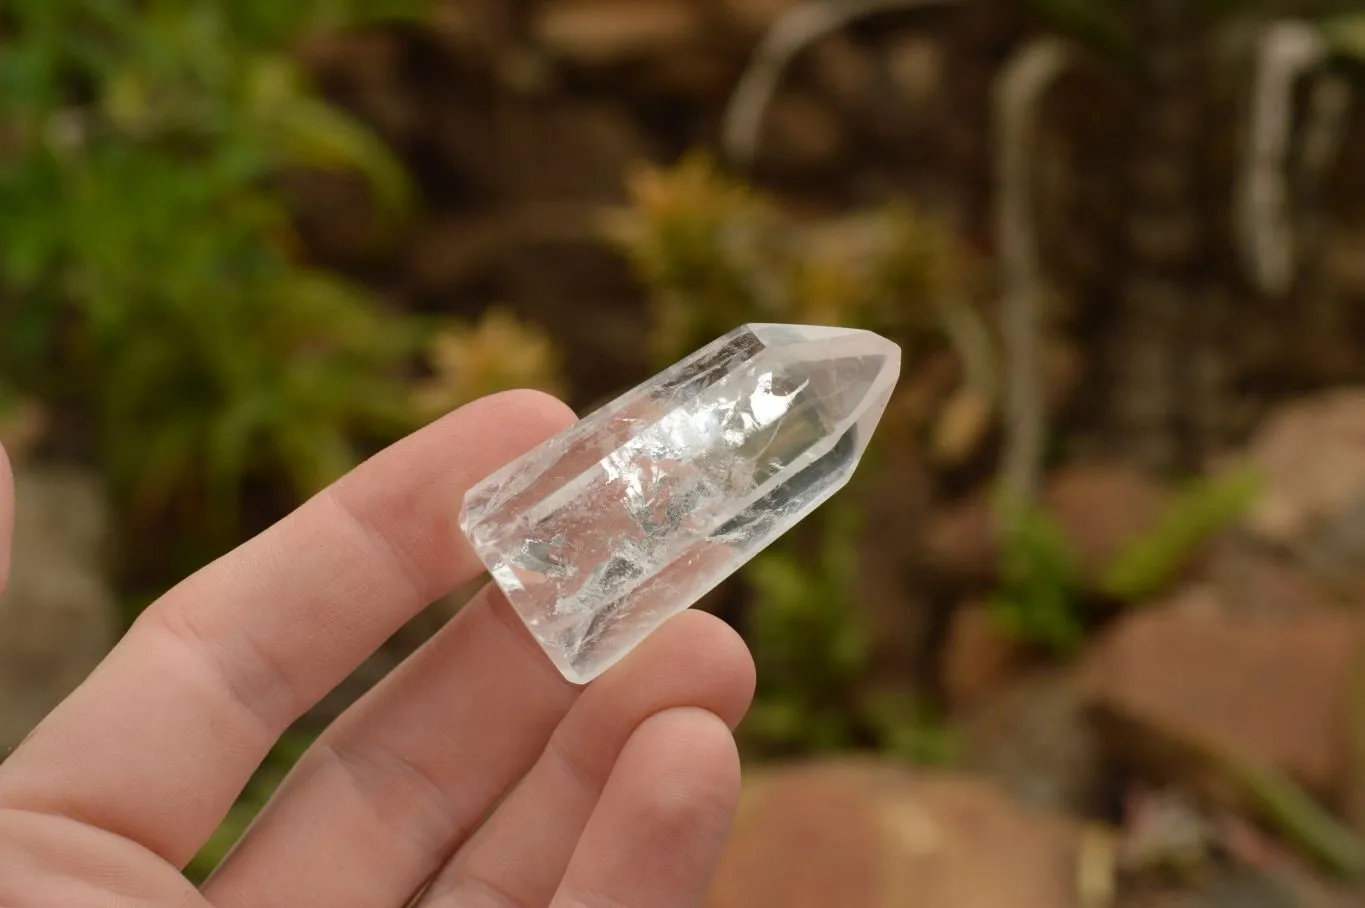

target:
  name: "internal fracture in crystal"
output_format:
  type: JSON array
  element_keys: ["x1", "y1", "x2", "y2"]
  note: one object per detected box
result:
[{"x1": 460, "y1": 323, "x2": 901, "y2": 684}]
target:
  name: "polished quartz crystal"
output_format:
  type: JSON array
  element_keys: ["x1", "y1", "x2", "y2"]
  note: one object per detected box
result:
[{"x1": 460, "y1": 323, "x2": 901, "y2": 683}]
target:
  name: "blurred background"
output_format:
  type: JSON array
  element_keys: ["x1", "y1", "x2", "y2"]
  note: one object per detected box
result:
[{"x1": 6, "y1": 0, "x2": 1365, "y2": 904}]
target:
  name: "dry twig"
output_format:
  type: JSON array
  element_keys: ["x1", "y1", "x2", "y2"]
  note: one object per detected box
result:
[
  {"x1": 1238, "y1": 21, "x2": 1331, "y2": 297},
  {"x1": 721, "y1": 0, "x2": 960, "y2": 168},
  {"x1": 995, "y1": 38, "x2": 1073, "y2": 517}
]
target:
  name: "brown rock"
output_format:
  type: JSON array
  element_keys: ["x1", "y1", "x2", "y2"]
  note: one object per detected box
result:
[
  {"x1": 1043, "y1": 463, "x2": 1171, "y2": 586},
  {"x1": 1200, "y1": 542, "x2": 1337, "y2": 618},
  {"x1": 706, "y1": 760, "x2": 1084, "y2": 908},
  {"x1": 1156, "y1": 582, "x2": 1244, "y2": 620},
  {"x1": 925, "y1": 463, "x2": 1171, "y2": 589},
  {"x1": 1083, "y1": 608, "x2": 1361, "y2": 797},
  {"x1": 1250, "y1": 390, "x2": 1365, "y2": 598},
  {"x1": 941, "y1": 602, "x2": 1025, "y2": 711},
  {"x1": 959, "y1": 669, "x2": 1103, "y2": 816},
  {"x1": 0, "y1": 468, "x2": 116, "y2": 754},
  {"x1": 1245, "y1": 389, "x2": 1365, "y2": 549},
  {"x1": 923, "y1": 492, "x2": 998, "y2": 584},
  {"x1": 533, "y1": 0, "x2": 705, "y2": 64}
]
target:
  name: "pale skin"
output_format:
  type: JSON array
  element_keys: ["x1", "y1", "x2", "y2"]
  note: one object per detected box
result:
[{"x1": 0, "y1": 390, "x2": 757, "y2": 908}]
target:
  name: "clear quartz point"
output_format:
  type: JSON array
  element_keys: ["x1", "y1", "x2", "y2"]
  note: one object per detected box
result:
[{"x1": 460, "y1": 323, "x2": 902, "y2": 684}]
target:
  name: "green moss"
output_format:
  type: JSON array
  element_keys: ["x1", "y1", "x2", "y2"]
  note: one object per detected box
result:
[{"x1": 740, "y1": 504, "x2": 959, "y2": 763}]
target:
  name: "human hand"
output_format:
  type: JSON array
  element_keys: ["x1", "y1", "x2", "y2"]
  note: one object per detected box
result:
[{"x1": 0, "y1": 391, "x2": 756, "y2": 908}]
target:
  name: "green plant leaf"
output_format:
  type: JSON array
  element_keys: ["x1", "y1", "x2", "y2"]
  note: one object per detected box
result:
[
  {"x1": 247, "y1": 58, "x2": 411, "y2": 217},
  {"x1": 988, "y1": 505, "x2": 1084, "y2": 654},
  {"x1": 1100, "y1": 467, "x2": 1261, "y2": 603}
]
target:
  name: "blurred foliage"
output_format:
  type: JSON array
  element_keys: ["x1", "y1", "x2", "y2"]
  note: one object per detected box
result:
[
  {"x1": 1101, "y1": 467, "x2": 1262, "y2": 602},
  {"x1": 861, "y1": 687, "x2": 961, "y2": 767},
  {"x1": 0, "y1": 0, "x2": 428, "y2": 539},
  {"x1": 743, "y1": 506, "x2": 958, "y2": 764},
  {"x1": 605, "y1": 152, "x2": 780, "y2": 356},
  {"x1": 186, "y1": 729, "x2": 317, "y2": 882},
  {"x1": 987, "y1": 467, "x2": 1262, "y2": 653},
  {"x1": 1323, "y1": 12, "x2": 1365, "y2": 65},
  {"x1": 743, "y1": 508, "x2": 870, "y2": 753},
  {"x1": 1187, "y1": 734, "x2": 1365, "y2": 880},
  {"x1": 1028, "y1": 0, "x2": 1365, "y2": 58},
  {"x1": 412, "y1": 308, "x2": 567, "y2": 419},
  {"x1": 988, "y1": 505, "x2": 1084, "y2": 655},
  {"x1": 1025, "y1": 0, "x2": 1235, "y2": 58},
  {"x1": 606, "y1": 153, "x2": 983, "y2": 374},
  {"x1": 1026, "y1": 0, "x2": 1133, "y2": 56}
]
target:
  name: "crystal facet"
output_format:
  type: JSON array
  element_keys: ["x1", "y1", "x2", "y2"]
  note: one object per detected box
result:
[{"x1": 460, "y1": 324, "x2": 902, "y2": 683}]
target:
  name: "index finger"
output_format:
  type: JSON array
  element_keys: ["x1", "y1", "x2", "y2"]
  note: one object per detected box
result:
[{"x1": 0, "y1": 390, "x2": 575, "y2": 867}]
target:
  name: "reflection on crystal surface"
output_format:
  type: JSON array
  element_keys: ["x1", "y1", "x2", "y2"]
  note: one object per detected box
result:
[{"x1": 460, "y1": 323, "x2": 901, "y2": 683}]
